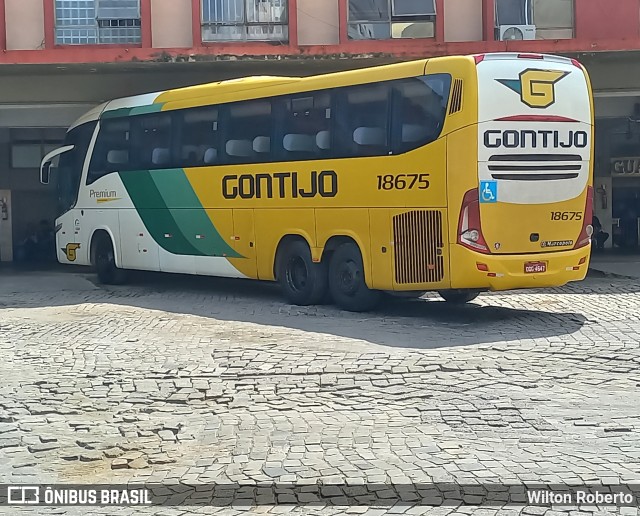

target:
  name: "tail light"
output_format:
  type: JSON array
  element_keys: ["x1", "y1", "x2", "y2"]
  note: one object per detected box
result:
[
  {"x1": 574, "y1": 186, "x2": 594, "y2": 249},
  {"x1": 517, "y1": 53, "x2": 544, "y2": 60},
  {"x1": 458, "y1": 188, "x2": 490, "y2": 254},
  {"x1": 571, "y1": 58, "x2": 584, "y2": 69}
]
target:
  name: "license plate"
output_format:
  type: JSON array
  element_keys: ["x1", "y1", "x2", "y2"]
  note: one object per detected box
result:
[{"x1": 525, "y1": 261, "x2": 547, "y2": 274}]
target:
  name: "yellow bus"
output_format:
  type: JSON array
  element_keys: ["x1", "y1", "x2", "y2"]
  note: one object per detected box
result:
[{"x1": 41, "y1": 52, "x2": 594, "y2": 312}]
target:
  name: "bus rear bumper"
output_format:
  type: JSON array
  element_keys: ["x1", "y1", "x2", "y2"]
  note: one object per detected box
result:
[{"x1": 449, "y1": 245, "x2": 591, "y2": 291}]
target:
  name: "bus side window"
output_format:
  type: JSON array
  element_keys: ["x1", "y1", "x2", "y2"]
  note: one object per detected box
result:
[
  {"x1": 87, "y1": 118, "x2": 132, "y2": 185},
  {"x1": 280, "y1": 92, "x2": 332, "y2": 161},
  {"x1": 392, "y1": 74, "x2": 452, "y2": 154},
  {"x1": 223, "y1": 100, "x2": 272, "y2": 165},
  {"x1": 339, "y1": 83, "x2": 390, "y2": 158},
  {"x1": 180, "y1": 106, "x2": 220, "y2": 167},
  {"x1": 133, "y1": 113, "x2": 173, "y2": 170}
]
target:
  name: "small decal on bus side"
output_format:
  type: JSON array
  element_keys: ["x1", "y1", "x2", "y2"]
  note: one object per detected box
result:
[
  {"x1": 376, "y1": 174, "x2": 430, "y2": 191},
  {"x1": 541, "y1": 240, "x2": 574, "y2": 248},
  {"x1": 550, "y1": 211, "x2": 582, "y2": 221},
  {"x1": 90, "y1": 189, "x2": 120, "y2": 203},
  {"x1": 62, "y1": 243, "x2": 81, "y2": 262},
  {"x1": 480, "y1": 181, "x2": 498, "y2": 203}
]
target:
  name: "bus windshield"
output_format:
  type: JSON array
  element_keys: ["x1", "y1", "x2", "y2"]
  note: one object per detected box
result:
[{"x1": 56, "y1": 121, "x2": 97, "y2": 216}]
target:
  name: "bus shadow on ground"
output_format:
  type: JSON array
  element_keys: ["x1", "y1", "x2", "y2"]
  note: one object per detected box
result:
[
  {"x1": 0, "y1": 268, "x2": 593, "y2": 349},
  {"x1": 107, "y1": 271, "x2": 590, "y2": 349}
]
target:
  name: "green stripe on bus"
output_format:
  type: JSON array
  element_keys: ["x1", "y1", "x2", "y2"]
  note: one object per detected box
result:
[
  {"x1": 102, "y1": 104, "x2": 164, "y2": 120},
  {"x1": 119, "y1": 170, "x2": 202, "y2": 256},
  {"x1": 150, "y1": 170, "x2": 242, "y2": 258}
]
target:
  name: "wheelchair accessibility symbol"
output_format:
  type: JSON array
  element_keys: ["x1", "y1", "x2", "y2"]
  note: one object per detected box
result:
[{"x1": 480, "y1": 181, "x2": 498, "y2": 204}]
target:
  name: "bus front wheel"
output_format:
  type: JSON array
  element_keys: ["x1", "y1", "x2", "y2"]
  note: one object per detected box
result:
[
  {"x1": 328, "y1": 243, "x2": 381, "y2": 312},
  {"x1": 438, "y1": 289, "x2": 480, "y2": 304},
  {"x1": 92, "y1": 235, "x2": 127, "y2": 285},
  {"x1": 277, "y1": 240, "x2": 327, "y2": 306}
]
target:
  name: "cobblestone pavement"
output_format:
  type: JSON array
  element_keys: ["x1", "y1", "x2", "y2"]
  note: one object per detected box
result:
[{"x1": 1, "y1": 269, "x2": 639, "y2": 515}]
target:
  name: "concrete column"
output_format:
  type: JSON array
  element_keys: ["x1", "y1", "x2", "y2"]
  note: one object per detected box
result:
[
  {"x1": 594, "y1": 177, "x2": 613, "y2": 249},
  {"x1": 0, "y1": 190, "x2": 13, "y2": 262}
]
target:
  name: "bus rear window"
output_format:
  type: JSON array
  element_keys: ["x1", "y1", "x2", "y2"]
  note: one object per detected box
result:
[{"x1": 392, "y1": 74, "x2": 451, "y2": 154}]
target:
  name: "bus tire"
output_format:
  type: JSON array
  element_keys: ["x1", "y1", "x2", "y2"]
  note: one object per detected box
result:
[
  {"x1": 328, "y1": 242, "x2": 381, "y2": 312},
  {"x1": 438, "y1": 289, "x2": 479, "y2": 304},
  {"x1": 93, "y1": 234, "x2": 127, "y2": 285},
  {"x1": 277, "y1": 240, "x2": 327, "y2": 306}
]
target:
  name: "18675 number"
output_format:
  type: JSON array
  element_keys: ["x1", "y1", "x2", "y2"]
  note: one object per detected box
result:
[
  {"x1": 550, "y1": 211, "x2": 583, "y2": 221},
  {"x1": 377, "y1": 174, "x2": 430, "y2": 191}
]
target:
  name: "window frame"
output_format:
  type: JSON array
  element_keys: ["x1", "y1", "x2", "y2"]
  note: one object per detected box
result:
[
  {"x1": 87, "y1": 117, "x2": 134, "y2": 185},
  {"x1": 530, "y1": 0, "x2": 574, "y2": 34},
  {"x1": 201, "y1": 0, "x2": 289, "y2": 43},
  {"x1": 347, "y1": 0, "x2": 436, "y2": 40},
  {"x1": 176, "y1": 105, "x2": 223, "y2": 168},
  {"x1": 130, "y1": 112, "x2": 175, "y2": 170},
  {"x1": 335, "y1": 82, "x2": 392, "y2": 158},
  {"x1": 391, "y1": 0, "x2": 437, "y2": 17},
  {"x1": 273, "y1": 91, "x2": 334, "y2": 162},
  {"x1": 54, "y1": 0, "x2": 142, "y2": 46},
  {"x1": 494, "y1": 0, "x2": 533, "y2": 26}
]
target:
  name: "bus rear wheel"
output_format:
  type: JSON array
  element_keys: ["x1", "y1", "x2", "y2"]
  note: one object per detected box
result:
[
  {"x1": 277, "y1": 240, "x2": 327, "y2": 306},
  {"x1": 328, "y1": 242, "x2": 381, "y2": 312},
  {"x1": 438, "y1": 289, "x2": 479, "y2": 304},
  {"x1": 93, "y1": 235, "x2": 127, "y2": 285}
]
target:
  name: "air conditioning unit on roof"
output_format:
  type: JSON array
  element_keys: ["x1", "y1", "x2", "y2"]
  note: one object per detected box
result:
[{"x1": 497, "y1": 25, "x2": 536, "y2": 41}]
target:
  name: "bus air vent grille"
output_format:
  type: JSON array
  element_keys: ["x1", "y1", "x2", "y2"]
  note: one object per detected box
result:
[
  {"x1": 393, "y1": 210, "x2": 444, "y2": 284},
  {"x1": 449, "y1": 79, "x2": 463, "y2": 114}
]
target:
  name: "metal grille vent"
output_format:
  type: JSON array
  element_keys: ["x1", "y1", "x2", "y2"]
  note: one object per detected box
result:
[
  {"x1": 449, "y1": 79, "x2": 463, "y2": 114},
  {"x1": 393, "y1": 210, "x2": 444, "y2": 284}
]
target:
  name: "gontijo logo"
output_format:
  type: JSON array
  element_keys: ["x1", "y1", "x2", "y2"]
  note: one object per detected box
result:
[{"x1": 497, "y1": 69, "x2": 569, "y2": 109}]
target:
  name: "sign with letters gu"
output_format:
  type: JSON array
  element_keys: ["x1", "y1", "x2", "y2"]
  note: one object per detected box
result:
[{"x1": 611, "y1": 157, "x2": 640, "y2": 176}]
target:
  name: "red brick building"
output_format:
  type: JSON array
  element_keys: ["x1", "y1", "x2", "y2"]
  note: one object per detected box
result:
[{"x1": 1, "y1": 0, "x2": 639, "y2": 260}]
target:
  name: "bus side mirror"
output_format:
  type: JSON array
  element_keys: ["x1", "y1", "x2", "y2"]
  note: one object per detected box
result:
[
  {"x1": 41, "y1": 161, "x2": 52, "y2": 185},
  {"x1": 40, "y1": 145, "x2": 75, "y2": 185}
]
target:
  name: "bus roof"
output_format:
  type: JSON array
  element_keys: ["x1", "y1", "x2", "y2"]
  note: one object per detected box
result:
[{"x1": 69, "y1": 53, "x2": 569, "y2": 131}]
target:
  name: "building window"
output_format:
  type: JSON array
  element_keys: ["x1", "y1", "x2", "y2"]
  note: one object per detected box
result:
[
  {"x1": 55, "y1": 0, "x2": 141, "y2": 45},
  {"x1": 10, "y1": 129, "x2": 65, "y2": 169},
  {"x1": 531, "y1": 0, "x2": 574, "y2": 39},
  {"x1": 348, "y1": 0, "x2": 436, "y2": 40},
  {"x1": 201, "y1": 0, "x2": 288, "y2": 42},
  {"x1": 495, "y1": 0, "x2": 573, "y2": 39},
  {"x1": 495, "y1": 0, "x2": 532, "y2": 25}
]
